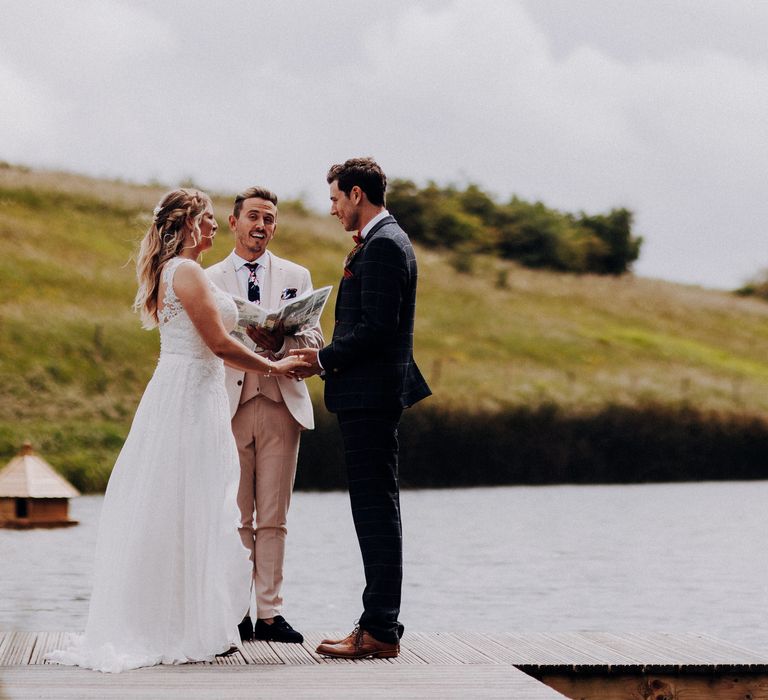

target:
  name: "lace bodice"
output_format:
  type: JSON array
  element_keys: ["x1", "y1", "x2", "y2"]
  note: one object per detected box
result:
[{"x1": 158, "y1": 257, "x2": 237, "y2": 360}]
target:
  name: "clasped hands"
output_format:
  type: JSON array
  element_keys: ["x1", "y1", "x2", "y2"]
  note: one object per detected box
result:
[
  {"x1": 287, "y1": 348, "x2": 322, "y2": 380},
  {"x1": 244, "y1": 323, "x2": 322, "y2": 380}
]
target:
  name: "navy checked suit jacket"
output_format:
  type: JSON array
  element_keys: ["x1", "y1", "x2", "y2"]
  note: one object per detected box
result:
[{"x1": 319, "y1": 215, "x2": 432, "y2": 413}]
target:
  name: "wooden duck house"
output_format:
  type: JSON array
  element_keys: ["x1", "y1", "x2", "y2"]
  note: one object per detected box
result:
[{"x1": 0, "y1": 442, "x2": 79, "y2": 528}]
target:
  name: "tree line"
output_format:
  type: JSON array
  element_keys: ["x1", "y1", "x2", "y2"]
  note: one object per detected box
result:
[{"x1": 387, "y1": 180, "x2": 643, "y2": 275}]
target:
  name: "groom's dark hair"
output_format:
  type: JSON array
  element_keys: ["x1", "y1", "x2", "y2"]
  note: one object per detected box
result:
[
  {"x1": 232, "y1": 186, "x2": 278, "y2": 218},
  {"x1": 327, "y1": 157, "x2": 386, "y2": 207}
]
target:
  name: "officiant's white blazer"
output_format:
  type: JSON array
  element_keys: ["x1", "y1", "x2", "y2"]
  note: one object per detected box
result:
[{"x1": 206, "y1": 251, "x2": 323, "y2": 430}]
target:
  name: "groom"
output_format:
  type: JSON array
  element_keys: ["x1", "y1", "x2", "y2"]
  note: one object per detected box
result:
[
  {"x1": 207, "y1": 186, "x2": 323, "y2": 644},
  {"x1": 292, "y1": 157, "x2": 431, "y2": 658}
]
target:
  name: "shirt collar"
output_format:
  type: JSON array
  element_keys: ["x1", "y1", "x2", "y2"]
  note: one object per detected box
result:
[
  {"x1": 231, "y1": 250, "x2": 270, "y2": 271},
  {"x1": 359, "y1": 209, "x2": 390, "y2": 240}
]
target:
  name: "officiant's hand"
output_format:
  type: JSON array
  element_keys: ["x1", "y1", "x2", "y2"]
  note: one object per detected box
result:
[
  {"x1": 288, "y1": 347, "x2": 322, "y2": 378},
  {"x1": 246, "y1": 322, "x2": 286, "y2": 354}
]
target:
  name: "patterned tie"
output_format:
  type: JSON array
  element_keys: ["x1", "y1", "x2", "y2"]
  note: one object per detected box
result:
[
  {"x1": 244, "y1": 262, "x2": 260, "y2": 303},
  {"x1": 343, "y1": 234, "x2": 364, "y2": 279}
]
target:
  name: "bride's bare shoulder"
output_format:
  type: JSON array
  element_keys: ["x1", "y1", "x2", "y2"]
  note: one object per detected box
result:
[
  {"x1": 170, "y1": 259, "x2": 204, "y2": 282},
  {"x1": 173, "y1": 261, "x2": 214, "y2": 307}
]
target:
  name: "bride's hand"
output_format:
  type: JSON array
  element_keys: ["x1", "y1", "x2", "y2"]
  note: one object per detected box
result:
[{"x1": 268, "y1": 355, "x2": 310, "y2": 376}]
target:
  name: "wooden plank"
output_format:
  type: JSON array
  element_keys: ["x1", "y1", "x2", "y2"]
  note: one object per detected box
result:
[
  {"x1": 523, "y1": 633, "x2": 623, "y2": 668},
  {"x1": 40, "y1": 632, "x2": 78, "y2": 666},
  {"x1": 457, "y1": 631, "x2": 533, "y2": 665},
  {"x1": 484, "y1": 632, "x2": 590, "y2": 668},
  {"x1": 401, "y1": 632, "x2": 496, "y2": 665},
  {"x1": 619, "y1": 632, "x2": 754, "y2": 669},
  {"x1": 0, "y1": 630, "x2": 13, "y2": 665},
  {"x1": 1, "y1": 632, "x2": 37, "y2": 666},
  {"x1": 23, "y1": 632, "x2": 46, "y2": 665},
  {"x1": 212, "y1": 649, "x2": 247, "y2": 666},
  {"x1": 393, "y1": 638, "x2": 429, "y2": 665},
  {"x1": 404, "y1": 632, "x2": 470, "y2": 665},
  {"x1": 27, "y1": 632, "x2": 52, "y2": 665},
  {"x1": 261, "y1": 638, "x2": 318, "y2": 666},
  {"x1": 31, "y1": 632, "x2": 79, "y2": 665},
  {"x1": 0, "y1": 664, "x2": 566, "y2": 699},
  {"x1": 294, "y1": 632, "x2": 334, "y2": 665},
  {"x1": 488, "y1": 630, "x2": 768, "y2": 671},
  {"x1": 539, "y1": 632, "x2": 642, "y2": 668},
  {"x1": 621, "y1": 632, "x2": 721, "y2": 666},
  {"x1": 579, "y1": 632, "x2": 693, "y2": 669},
  {"x1": 432, "y1": 633, "x2": 502, "y2": 665},
  {"x1": 675, "y1": 633, "x2": 768, "y2": 666},
  {"x1": 236, "y1": 639, "x2": 285, "y2": 665}
]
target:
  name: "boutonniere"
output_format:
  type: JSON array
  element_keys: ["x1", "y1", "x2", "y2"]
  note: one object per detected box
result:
[{"x1": 280, "y1": 288, "x2": 298, "y2": 300}]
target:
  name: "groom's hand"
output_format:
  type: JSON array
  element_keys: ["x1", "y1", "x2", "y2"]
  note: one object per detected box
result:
[{"x1": 288, "y1": 347, "x2": 322, "y2": 378}]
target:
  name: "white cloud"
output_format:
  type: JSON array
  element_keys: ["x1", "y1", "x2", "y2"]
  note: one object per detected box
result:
[
  {"x1": 354, "y1": 2, "x2": 768, "y2": 287},
  {"x1": 1, "y1": 0, "x2": 767, "y2": 288},
  {"x1": 0, "y1": 62, "x2": 56, "y2": 150}
]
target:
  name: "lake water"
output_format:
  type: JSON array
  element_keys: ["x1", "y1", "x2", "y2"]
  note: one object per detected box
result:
[{"x1": 1, "y1": 482, "x2": 767, "y2": 654}]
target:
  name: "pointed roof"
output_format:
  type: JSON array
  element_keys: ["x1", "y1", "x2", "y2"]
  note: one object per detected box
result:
[{"x1": 0, "y1": 442, "x2": 80, "y2": 498}]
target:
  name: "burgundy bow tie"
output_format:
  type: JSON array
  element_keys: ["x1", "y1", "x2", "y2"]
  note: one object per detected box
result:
[{"x1": 343, "y1": 234, "x2": 364, "y2": 279}]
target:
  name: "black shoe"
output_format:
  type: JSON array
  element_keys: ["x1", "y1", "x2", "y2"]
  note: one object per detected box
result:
[
  {"x1": 216, "y1": 645, "x2": 240, "y2": 657},
  {"x1": 254, "y1": 615, "x2": 304, "y2": 644},
  {"x1": 238, "y1": 615, "x2": 254, "y2": 642}
]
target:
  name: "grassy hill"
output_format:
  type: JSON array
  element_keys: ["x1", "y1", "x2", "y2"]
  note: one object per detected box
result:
[{"x1": 3, "y1": 163, "x2": 768, "y2": 490}]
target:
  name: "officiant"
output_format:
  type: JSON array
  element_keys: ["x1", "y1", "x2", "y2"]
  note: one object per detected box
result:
[{"x1": 207, "y1": 186, "x2": 324, "y2": 644}]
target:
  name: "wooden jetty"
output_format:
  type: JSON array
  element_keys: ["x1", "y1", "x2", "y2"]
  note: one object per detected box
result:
[{"x1": 1, "y1": 630, "x2": 767, "y2": 699}]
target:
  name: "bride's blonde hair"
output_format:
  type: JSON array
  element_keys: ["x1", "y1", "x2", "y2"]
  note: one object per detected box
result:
[{"x1": 133, "y1": 188, "x2": 211, "y2": 329}]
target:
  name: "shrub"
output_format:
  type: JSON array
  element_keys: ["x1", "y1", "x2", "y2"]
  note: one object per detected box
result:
[
  {"x1": 577, "y1": 208, "x2": 642, "y2": 275},
  {"x1": 387, "y1": 180, "x2": 643, "y2": 276},
  {"x1": 736, "y1": 268, "x2": 768, "y2": 301}
]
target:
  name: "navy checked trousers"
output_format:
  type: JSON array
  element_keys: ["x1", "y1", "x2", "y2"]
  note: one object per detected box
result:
[{"x1": 337, "y1": 408, "x2": 404, "y2": 644}]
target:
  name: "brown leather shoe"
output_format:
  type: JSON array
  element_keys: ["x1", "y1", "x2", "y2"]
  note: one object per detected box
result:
[
  {"x1": 320, "y1": 622, "x2": 404, "y2": 646},
  {"x1": 319, "y1": 628, "x2": 359, "y2": 646},
  {"x1": 316, "y1": 627, "x2": 399, "y2": 659}
]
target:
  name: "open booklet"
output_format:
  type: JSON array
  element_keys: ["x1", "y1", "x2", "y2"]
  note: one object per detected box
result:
[{"x1": 230, "y1": 285, "x2": 332, "y2": 351}]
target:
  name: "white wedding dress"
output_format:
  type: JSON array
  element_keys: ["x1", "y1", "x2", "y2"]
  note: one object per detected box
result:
[{"x1": 48, "y1": 257, "x2": 251, "y2": 673}]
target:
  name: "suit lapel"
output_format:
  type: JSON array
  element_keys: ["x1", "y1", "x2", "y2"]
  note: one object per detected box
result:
[
  {"x1": 266, "y1": 252, "x2": 285, "y2": 310},
  {"x1": 360, "y1": 215, "x2": 395, "y2": 248},
  {"x1": 219, "y1": 255, "x2": 243, "y2": 297},
  {"x1": 345, "y1": 215, "x2": 396, "y2": 271}
]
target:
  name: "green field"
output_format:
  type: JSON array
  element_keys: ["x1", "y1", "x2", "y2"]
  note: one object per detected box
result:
[{"x1": 2, "y1": 163, "x2": 768, "y2": 490}]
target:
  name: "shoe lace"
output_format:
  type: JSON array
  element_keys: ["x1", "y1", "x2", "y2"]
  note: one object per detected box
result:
[
  {"x1": 353, "y1": 625, "x2": 364, "y2": 649},
  {"x1": 273, "y1": 616, "x2": 291, "y2": 630}
]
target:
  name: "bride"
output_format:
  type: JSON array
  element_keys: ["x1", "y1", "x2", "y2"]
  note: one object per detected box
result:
[{"x1": 48, "y1": 189, "x2": 309, "y2": 673}]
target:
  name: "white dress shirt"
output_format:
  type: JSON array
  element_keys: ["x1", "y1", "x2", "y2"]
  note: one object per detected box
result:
[
  {"x1": 359, "y1": 209, "x2": 390, "y2": 240},
  {"x1": 231, "y1": 250, "x2": 270, "y2": 301}
]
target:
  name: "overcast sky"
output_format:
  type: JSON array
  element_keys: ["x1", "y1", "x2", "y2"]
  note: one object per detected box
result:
[{"x1": 2, "y1": 0, "x2": 767, "y2": 289}]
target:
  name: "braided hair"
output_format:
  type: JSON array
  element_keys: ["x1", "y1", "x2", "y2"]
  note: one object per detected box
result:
[{"x1": 133, "y1": 188, "x2": 211, "y2": 329}]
